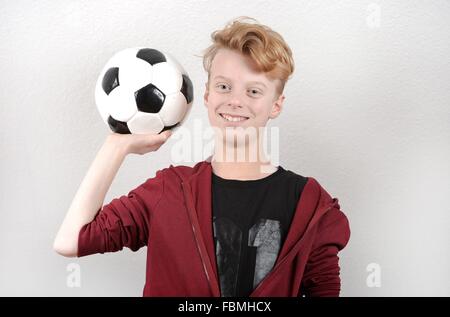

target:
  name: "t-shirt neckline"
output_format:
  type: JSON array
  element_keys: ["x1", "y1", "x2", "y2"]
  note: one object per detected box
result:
[{"x1": 212, "y1": 166, "x2": 285, "y2": 187}]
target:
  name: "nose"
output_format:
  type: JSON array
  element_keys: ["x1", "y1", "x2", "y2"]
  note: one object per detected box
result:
[{"x1": 227, "y1": 90, "x2": 244, "y2": 109}]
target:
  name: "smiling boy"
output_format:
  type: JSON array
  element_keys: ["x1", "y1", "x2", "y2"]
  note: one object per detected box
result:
[
  {"x1": 54, "y1": 16, "x2": 350, "y2": 297},
  {"x1": 204, "y1": 47, "x2": 282, "y2": 180}
]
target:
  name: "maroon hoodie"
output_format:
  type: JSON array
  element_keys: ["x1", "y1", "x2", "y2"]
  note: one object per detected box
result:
[{"x1": 77, "y1": 159, "x2": 351, "y2": 297}]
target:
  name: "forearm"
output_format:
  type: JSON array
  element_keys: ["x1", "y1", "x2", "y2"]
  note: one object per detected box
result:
[{"x1": 53, "y1": 134, "x2": 128, "y2": 256}]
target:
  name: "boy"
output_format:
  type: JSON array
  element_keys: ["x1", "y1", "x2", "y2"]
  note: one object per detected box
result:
[{"x1": 54, "y1": 16, "x2": 350, "y2": 297}]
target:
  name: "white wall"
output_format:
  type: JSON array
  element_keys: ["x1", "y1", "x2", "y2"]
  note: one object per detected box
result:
[{"x1": 0, "y1": 0, "x2": 449, "y2": 296}]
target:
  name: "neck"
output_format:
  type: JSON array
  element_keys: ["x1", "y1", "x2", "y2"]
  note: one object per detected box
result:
[
  {"x1": 211, "y1": 160, "x2": 277, "y2": 180},
  {"x1": 210, "y1": 132, "x2": 277, "y2": 180}
]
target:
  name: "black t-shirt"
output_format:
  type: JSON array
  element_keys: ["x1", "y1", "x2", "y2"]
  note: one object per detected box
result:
[{"x1": 211, "y1": 166, "x2": 308, "y2": 297}]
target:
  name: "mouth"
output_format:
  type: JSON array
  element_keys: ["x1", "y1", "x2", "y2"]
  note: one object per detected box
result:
[{"x1": 219, "y1": 113, "x2": 249, "y2": 123}]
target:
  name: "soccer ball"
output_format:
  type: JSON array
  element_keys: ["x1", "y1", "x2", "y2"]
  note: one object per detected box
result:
[{"x1": 94, "y1": 47, "x2": 194, "y2": 134}]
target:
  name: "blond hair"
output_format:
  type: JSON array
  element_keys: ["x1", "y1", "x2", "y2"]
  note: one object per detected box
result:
[{"x1": 201, "y1": 16, "x2": 295, "y2": 97}]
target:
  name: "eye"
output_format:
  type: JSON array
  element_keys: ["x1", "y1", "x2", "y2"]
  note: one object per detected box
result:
[
  {"x1": 216, "y1": 84, "x2": 229, "y2": 90},
  {"x1": 249, "y1": 89, "x2": 261, "y2": 95}
]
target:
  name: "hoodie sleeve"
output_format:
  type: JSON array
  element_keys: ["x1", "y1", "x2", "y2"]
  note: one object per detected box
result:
[
  {"x1": 77, "y1": 169, "x2": 165, "y2": 257},
  {"x1": 300, "y1": 207, "x2": 351, "y2": 297}
]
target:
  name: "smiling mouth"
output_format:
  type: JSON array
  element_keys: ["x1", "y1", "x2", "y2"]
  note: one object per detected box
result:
[{"x1": 219, "y1": 113, "x2": 249, "y2": 122}]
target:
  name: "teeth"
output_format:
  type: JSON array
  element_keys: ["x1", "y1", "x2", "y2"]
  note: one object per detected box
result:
[{"x1": 221, "y1": 114, "x2": 248, "y2": 122}]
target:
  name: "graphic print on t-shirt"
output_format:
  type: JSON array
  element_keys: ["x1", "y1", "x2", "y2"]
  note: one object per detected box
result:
[
  {"x1": 248, "y1": 219, "x2": 281, "y2": 287},
  {"x1": 211, "y1": 166, "x2": 308, "y2": 297},
  {"x1": 213, "y1": 217, "x2": 242, "y2": 297},
  {"x1": 213, "y1": 216, "x2": 282, "y2": 297}
]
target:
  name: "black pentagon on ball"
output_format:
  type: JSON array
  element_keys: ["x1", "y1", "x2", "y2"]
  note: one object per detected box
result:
[
  {"x1": 102, "y1": 67, "x2": 120, "y2": 95},
  {"x1": 136, "y1": 48, "x2": 166, "y2": 66},
  {"x1": 107, "y1": 115, "x2": 131, "y2": 134},
  {"x1": 134, "y1": 83, "x2": 165, "y2": 113},
  {"x1": 181, "y1": 74, "x2": 194, "y2": 104}
]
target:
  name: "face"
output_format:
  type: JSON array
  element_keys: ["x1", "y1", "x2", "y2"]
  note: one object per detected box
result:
[{"x1": 203, "y1": 48, "x2": 285, "y2": 144}]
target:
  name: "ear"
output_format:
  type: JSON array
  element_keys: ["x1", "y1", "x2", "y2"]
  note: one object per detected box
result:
[{"x1": 269, "y1": 94, "x2": 285, "y2": 119}]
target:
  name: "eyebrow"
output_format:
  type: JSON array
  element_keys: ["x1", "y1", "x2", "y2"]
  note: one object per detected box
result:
[{"x1": 213, "y1": 75, "x2": 267, "y2": 88}]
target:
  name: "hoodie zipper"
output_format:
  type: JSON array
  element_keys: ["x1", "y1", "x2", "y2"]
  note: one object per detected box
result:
[{"x1": 181, "y1": 181, "x2": 221, "y2": 297}]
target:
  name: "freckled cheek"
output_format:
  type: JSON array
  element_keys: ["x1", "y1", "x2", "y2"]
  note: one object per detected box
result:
[
  {"x1": 206, "y1": 95, "x2": 224, "y2": 115},
  {"x1": 209, "y1": 93, "x2": 224, "y2": 105},
  {"x1": 207, "y1": 108, "x2": 221, "y2": 124}
]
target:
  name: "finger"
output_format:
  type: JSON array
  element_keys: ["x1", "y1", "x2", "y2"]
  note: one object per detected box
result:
[
  {"x1": 161, "y1": 130, "x2": 172, "y2": 140},
  {"x1": 151, "y1": 130, "x2": 171, "y2": 144}
]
